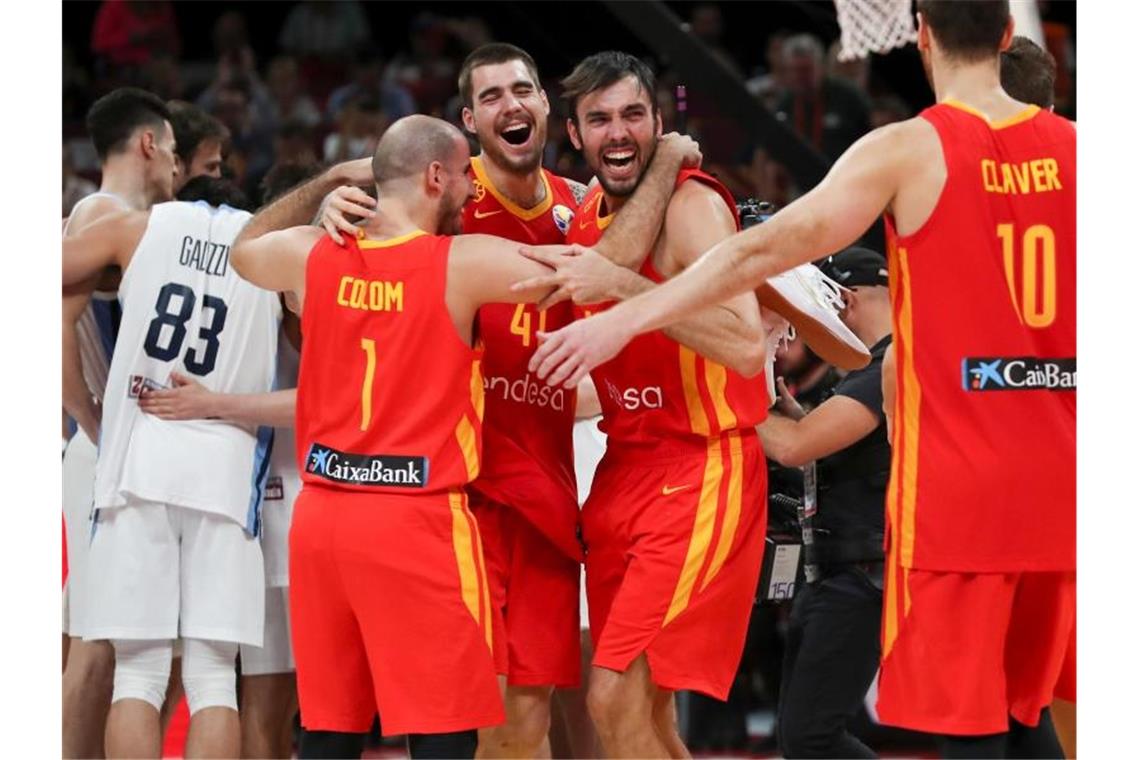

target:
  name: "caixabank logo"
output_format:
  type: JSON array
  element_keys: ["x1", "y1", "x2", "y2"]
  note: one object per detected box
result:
[
  {"x1": 962, "y1": 357, "x2": 1076, "y2": 391},
  {"x1": 305, "y1": 443, "x2": 429, "y2": 488}
]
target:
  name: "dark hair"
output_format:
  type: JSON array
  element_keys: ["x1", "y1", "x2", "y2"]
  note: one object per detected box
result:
[
  {"x1": 167, "y1": 101, "x2": 229, "y2": 166},
  {"x1": 275, "y1": 119, "x2": 314, "y2": 144},
  {"x1": 560, "y1": 51, "x2": 658, "y2": 123},
  {"x1": 916, "y1": 0, "x2": 1010, "y2": 62},
  {"x1": 85, "y1": 87, "x2": 172, "y2": 162},
  {"x1": 1000, "y1": 36, "x2": 1056, "y2": 109},
  {"x1": 458, "y1": 43, "x2": 542, "y2": 108},
  {"x1": 260, "y1": 162, "x2": 323, "y2": 205},
  {"x1": 176, "y1": 175, "x2": 250, "y2": 211}
]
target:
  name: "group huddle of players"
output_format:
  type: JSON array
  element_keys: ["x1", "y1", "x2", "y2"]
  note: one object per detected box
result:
[{"x1": 60, "y1": 2, "x2": 1075, "y2": 759}]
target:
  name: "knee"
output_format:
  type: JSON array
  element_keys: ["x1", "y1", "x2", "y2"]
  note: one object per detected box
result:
[
  {"x1": 586, "y1": 679, "x2": 627, "y2": 737},
  {"x1": 111, "y1": 639, "x2": 173, "y2": 711},
  {"x1": 512, "y1": 701, "x2": 551, "y2": 750},
  {"x1": 65, "y1": 641, "x2": 115, "y2": 687},
  {"x1": 181, "y1": 638, "x2": 238, "y2": 715}
]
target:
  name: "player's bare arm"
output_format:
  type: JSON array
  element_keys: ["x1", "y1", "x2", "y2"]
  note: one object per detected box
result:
[
  {"x1": 589, "y1": 132, "x2": 702, "y2": 268},
  {"x1": 61, "y1": 210, "x2": 150, "y2": 286},
  {"x1": 232, "y1": 159, "x2": 373, "y2": 300},
  {"x1": 520, "y1": 180, "x2": 766, "y2": 386},
  {"x1": 758, "y1": 395, "x2": 879, "y2": 469},
  {"x1": 528, "y1": 119, "x2": 931, "y2": 385},
  {"x1": 62, "y1": 282, "x2": 102, "y2": 441},
  {"x1": 139, "y1": 374, "x2": 296, "y2": 428}
]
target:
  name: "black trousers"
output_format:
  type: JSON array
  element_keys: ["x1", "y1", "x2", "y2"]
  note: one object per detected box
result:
[{"x1": 777, "y1": 564, "x2": 883, "y2": 759}]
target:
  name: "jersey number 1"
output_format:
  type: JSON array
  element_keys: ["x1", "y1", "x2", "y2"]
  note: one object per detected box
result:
[
  {"x1": 997, "y1": 223, "x2": 1056, "y2": 329},
  {"x1": 360, "y1": 338, "x2": 377, "y2": 430}
]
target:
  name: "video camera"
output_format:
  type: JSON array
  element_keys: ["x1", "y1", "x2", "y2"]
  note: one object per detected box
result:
[{"x1": 737, "y1": 198, "x2": 777, "y2": 230}]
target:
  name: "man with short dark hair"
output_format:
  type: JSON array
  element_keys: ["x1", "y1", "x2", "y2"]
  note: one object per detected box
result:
[
  {"x1": 168, "y1": 100, "x2": 229, "y2": 191},
  {"x1": 1001, "y1": 35, "x2": 1057, "y2": 110},
  {"x1": 535, "y1": 3, "x2": 1075, "y2": 758},
  {"x1": 62, "y1": 86, "x2": 178, "y2": 760}
]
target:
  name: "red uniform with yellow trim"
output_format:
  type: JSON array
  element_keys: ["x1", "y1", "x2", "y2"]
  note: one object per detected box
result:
[
  {"x1": 569, "y1": 169, "x2": 769, "y2": 699},
  {"x1": 462, "y1": 155, "x2": 583, "y2": 686},
  {"x1": 877, "y1": 102, "x2": 1076, "y2": 735},
  {"x1": 290, "y1": 231, "x2": 502, "y2": 735}
]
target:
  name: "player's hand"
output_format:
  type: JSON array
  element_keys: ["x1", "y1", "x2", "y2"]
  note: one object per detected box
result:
[
  {"x1": 317, "y1": 186, "x2": 376, "y2": 245},
  {"x1": 512, "y1": 244, "x2": 620, "y2": 310},
  {"x1": 773, "y1": 377, "x2": 807, "y2": 420},
  {"x1": 528, "y1": 310, "x2": 632, "y2": 388},
  {"x1": 138, "y1": 372, "x2": 219, "y2": 421},
  {"x1": 657, "y1": 132, "x2": 702, "y2": 169}
]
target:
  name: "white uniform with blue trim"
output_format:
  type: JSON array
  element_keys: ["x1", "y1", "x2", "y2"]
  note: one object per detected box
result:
[
  {"x1": 63, "y1": 190, "x2": 129, "y2": 637},
  {"x1": 84, "y1": 201, "x2": 280, "y2": 646}
]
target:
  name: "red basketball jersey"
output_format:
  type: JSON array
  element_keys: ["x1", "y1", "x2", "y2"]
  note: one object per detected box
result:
[
  {"x1": 568, "y1": 169, "x2": 768, "y2": 456},
  {"x1": 884, "y1": 102, "x2": 1075, "y2": 572},
  {"x1": 462, "y1": 155, "x2": 582, "y2": 558},
  {"x1": 296, "y1": 231, "x2": 483, "y2": 494}
]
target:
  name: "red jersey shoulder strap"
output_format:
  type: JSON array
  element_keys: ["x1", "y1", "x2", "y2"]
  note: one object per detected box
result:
[{"x1": 674, "y1": 168, "x2": 741, "y2": 231}]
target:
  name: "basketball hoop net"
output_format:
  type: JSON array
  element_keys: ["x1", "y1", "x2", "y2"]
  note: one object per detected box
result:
[{"x1": 834, "y1": 0, "x2": 918, "y2": 60}]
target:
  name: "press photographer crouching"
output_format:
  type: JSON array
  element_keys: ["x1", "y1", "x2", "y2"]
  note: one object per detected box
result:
[{"x1": 758, "y1": 247, "x2": 892, "y2": 759}]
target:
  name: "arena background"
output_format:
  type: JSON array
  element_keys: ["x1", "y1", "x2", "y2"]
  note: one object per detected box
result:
[{"x1": 58, "y1": 1, "x2": 1079, "y2": 757}]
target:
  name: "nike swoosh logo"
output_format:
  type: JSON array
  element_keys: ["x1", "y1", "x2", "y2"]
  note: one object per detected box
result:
[
  {"x1": 473, "y1": 209, "x2": 503, "y2": 219},
  {"x1": 661, "y1": 484, "x2": 693, "y2": 496}
]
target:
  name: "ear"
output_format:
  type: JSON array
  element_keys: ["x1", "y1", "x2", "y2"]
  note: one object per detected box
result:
[
  {"x1": 461, "y1": 106, "x2": 476, "y2": 135},
  {"x1": 998, "y1": 15, "x2": 1015, "y2": 52},
  {"x1": 174, "y1": 156, "x2": 187, "y2": 179},
  {"x1": 567, "y1": 119, "x2": 582, "y2": 151},
  {"x1": 426, "y1": 160, "x2": 444, "y2": 195},
  {"x1": 140, "y1": 128, "x2": 158, "y2": 159},
  {"x1": 654, "y1": 109, "x2": 664, "y2": 139},
  {"x1": 539, "y1": 88, "x2": 551, "y2": 119},
  {"x1": 916, "y1": 12, "x2": 932, "y2": 53}
]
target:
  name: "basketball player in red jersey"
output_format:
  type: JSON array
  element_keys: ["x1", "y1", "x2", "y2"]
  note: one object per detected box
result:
[
  {"x1": 534, "y1": 3, "x2": 1075, "y2": 757},
  {"x1": 455, "y1": 43, "x2": 705, "y2": 759},
  {"x1": 511, "y1": 51, "x2": 771, "y2": 759},
  {"x1": 230, "y1": 113, "x2": 701, "y2": 759}
]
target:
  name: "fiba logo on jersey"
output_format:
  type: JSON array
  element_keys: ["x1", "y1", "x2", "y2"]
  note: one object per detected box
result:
[
  {"x1": 962, "y1": 357, "x2": 1077, "y2": 391},
  {"x1": 604, "y1": 379, "x2": 663, "y2": 411},
  {"x1": 472, "y1": 180, "x2": 486, "y2": 203},
  {"x1": 551, "y1": 204, "x2": 574, "y2": 236}
]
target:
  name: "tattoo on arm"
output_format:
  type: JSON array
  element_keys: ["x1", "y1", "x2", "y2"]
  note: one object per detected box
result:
[{"x1": 566, "y1": 179, "x2": 588, "y2": 207}]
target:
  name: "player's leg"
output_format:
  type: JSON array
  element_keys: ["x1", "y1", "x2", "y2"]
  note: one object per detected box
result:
[
  {"x1": 549, "y1": 627, "x2": 602, "y2": 759},
  {"x1": 408, "y1": 730, "x2": 480, "y2": 759},
  {"x1": 240, "y1": 586, "x2": 299, "y2": 758},
  {"x1": 177, "y1": 508, "x2": 265, "y2": 757},
  {"x1": 105, "y1": 638, "x2": 173, "y2": 758},
  {"x1": 651, "y1": 690, "x2": 690, "y2": 759},
  {"x1": 62, "y1": 639, "x2": 115, "y2": 758},
  {"x1": 587, "y1": 656, "x2": 669, "y2": 758},
  {"x1": 1050, "y1": 699, "x2": 1076, "y2": 760},
  {"x1": 181, "y1": 637, "x2": 242, "y2": 758}
]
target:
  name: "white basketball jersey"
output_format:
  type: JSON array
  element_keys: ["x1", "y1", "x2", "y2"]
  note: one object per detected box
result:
[
  {"x1": 64, "y1": 191, "x2": 129, "y2": 402},
  {"x1": 94, "y1": 201, "x2": 281, "y2": 531},
  {"x1": 262, "y1": 330, "x2": 300, "y2": 586}
]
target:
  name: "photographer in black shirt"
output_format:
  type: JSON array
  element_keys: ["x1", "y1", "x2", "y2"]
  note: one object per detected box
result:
[{"x1": 758, "y1": 247, "x2": 892, "y2": 759}]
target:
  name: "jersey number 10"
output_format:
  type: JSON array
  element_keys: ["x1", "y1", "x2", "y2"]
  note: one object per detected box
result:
[
  {"x1": 997, "y1": 223, "x2": 1056, "y2": 329},
  {"x1": 143, "y1": 282, "x2": 229, "y2": 376}
]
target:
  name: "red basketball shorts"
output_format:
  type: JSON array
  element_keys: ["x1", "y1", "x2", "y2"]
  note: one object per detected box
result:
[
  {"x1": 289, "y1": 485, "x2": 503, "y2": 735},
  {"x1": 582, "y1": 430, "x2": 767, "y2": 700},
  {"x1": 878, "y1": 564, "x2": 1076, "y2": 735},
  {"x1": 1054, "y1": 618, "x2": 1076, "y2": 702},
  {"x1": 470, "y1": 494, "x2": 581, "y2": 687}
]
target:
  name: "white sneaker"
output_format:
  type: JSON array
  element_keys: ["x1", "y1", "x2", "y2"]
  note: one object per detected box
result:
[{"x1": 756, "y1": 264, "x2": 870, "y2": 370}]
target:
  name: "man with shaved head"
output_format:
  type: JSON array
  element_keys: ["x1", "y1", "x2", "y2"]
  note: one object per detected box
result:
[{"x1": 230, "y1": 114, "x2": 570, "y2": 759}]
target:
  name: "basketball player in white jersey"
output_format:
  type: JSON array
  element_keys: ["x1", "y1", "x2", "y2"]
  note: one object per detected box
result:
[
  {"x1": 61, "y1": 87, "x2": 177, "y2": 760},
  {"x1": 61, "y1": 176, "x2": 282, "y2": 758}
]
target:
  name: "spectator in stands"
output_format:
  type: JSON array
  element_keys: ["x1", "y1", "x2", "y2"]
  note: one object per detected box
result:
[
  {"x1": 272, "y1": 121, "x2": 318, "y2": 168},
  {"x1": 323, "y1": 96, "x2": 387, "y2": 162},
  {"x1": 265, "y1": 56, "x2": 322, "y2": 129},
  {"x1": 206, "y1": 77, "x2": 274, "y2": 189},
  {"x1": 91, "y1": 0, "x2": 181, "y2": 69},
  {"x1": 774, "y1": 34, "x2": 871, "y2": 161},
  {"x1": 277, "y1": 0, "x2": 371, "y2": 62},
  {"x1": 826, "y1": 40, "x2": 870, "y2": 93},
  {"x1": 196, "y1": 12, "x2": 275, "y2": 135},
  {"x1": 167, "y1": 101, "x2": 228, "y2": 192},
  {"x1": 688, "y1": 3, "x2": 742, "y2": 77},
  {"x1": 746, "y1": 29, "x2": 791, "y2": 110},
  {"x1": 141, "y1": 56, "x2": 185, "y2": 101},
  {"x1": 325, "y1": 49, "x2": 416, "y2": 124},
  {"x1": 386, "y1": 13, "x2": 463, "y2": 114}
]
